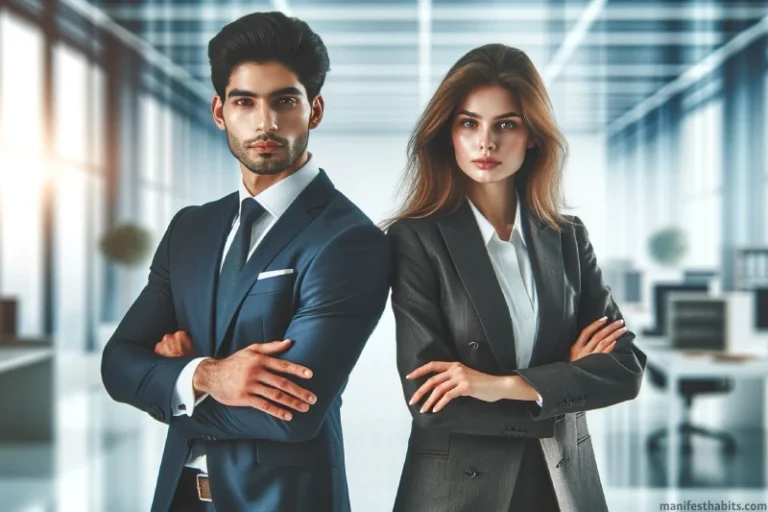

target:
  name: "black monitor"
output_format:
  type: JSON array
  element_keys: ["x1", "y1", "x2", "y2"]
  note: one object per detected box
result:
[
  {"x1": 756, "y1": 288, "x2": 768, "y2": 330},
  {"x1": 641, "y1": 282, "x2": 709, "y2": 336}
]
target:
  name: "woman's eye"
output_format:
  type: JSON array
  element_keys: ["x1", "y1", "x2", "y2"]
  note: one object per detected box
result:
[
  {"x1": 500, "y1": 121, "x2": 517, "y2": 129},
  {"x1": 460, "y1": 119, "x2": 476, "y2": 128}
]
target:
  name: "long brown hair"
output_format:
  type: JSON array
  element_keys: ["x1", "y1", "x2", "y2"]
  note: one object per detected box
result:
[{"x1": 382, "y1": 44, "x2": 569, "y2": 231}]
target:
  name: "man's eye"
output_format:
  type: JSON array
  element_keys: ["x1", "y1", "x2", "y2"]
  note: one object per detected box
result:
[
  {"x1": 235, "y1": 99, "x2": 252, "y2": 107},
  {"x1": 278, "y1": 98, "x2": 297, "y2": 106}
]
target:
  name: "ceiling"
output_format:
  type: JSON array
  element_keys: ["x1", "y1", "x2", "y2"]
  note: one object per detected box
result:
[{"x1": 86, "y1": 0, "x2": 768, "y2": 134}]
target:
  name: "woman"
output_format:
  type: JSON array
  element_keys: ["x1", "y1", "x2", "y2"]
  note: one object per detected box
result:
[{"x1": 385, "y1": 44, "x2": 647, "y2": 512}]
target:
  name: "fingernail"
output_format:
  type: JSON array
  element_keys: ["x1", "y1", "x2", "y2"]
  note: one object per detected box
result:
[
  {"x1": 600, "y1": 316, "x2": 608, "y2": 322},
  {"x1": 420, "y1": 407, "x2": 426, "y2": 413},
  {"x1": 285, "y1": 413, "x2": 293, "y2": 421},
  {"x1": 621, "y1": 327, "x2": 627, "y2": 332},
  {"x1": 308, "y1": 395, "x2": 316, "y2": 404},
  {"x1": 405, "y1": 374, "x2": 412, "y2": 380},
  {"x1": 304, "y1": 370, "x2": 312, "y2": 377},
  {"x1": 301, "y1": 404, "x2": 309, "y2": 412}
]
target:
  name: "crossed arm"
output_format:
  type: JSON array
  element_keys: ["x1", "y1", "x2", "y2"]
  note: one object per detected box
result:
[
  {"x1": 388, "y1": 218, "x2": 646, "y2": 437},
  {"x1": 101, "y1": 211, "x2": 392, "y2": 444}
]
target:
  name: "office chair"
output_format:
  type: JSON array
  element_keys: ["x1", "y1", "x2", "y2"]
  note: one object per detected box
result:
[
  {"x1": 644, "y1": 287, "x2": 736, "y2": 455},
  {"x1": 646, "y1": 366, "x2": 736, "y2": 455}
]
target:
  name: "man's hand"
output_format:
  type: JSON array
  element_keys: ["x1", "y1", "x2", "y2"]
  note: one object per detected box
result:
[
  {"x1": 192, "y1": 340, "x2": 316, "y2": 421},
  {"x1": 569, "y1": 316, "x2": 626, "y2": 363},
  {"x1": 154, "y1": 330, "x2": 195, "y2": 358}
]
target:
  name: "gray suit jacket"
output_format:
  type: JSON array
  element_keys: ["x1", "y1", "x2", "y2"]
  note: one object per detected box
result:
[{"x1": 387, "y1": 199, "x2": 647, "y2": 512}]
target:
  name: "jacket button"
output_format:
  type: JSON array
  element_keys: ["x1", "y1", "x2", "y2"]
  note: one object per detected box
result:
[
  {"x1": 464, "y1": 468, "x2": 480, "y2": 478},
  {"x1": 468, "y1": 341, "x2": 480, "y2": 350}
]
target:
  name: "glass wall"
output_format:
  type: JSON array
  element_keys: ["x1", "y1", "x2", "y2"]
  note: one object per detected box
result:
[{"x1": 0, "y1": 10, "x2": 45, "y2": 337}]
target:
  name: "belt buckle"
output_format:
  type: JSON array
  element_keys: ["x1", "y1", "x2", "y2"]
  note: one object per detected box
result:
[{"x1": 196, "y1": 473, "x2": 212, "y2": 502}]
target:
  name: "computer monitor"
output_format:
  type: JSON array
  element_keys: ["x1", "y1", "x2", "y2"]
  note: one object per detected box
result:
[
  {"x1": 755, "y1": 288, "x2": 768, "y2": 330},
  {"x1": 641, "y1": 282, "x2": 709, "y2": 336}
]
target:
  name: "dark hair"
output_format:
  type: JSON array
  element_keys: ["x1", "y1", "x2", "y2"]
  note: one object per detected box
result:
[{"x1": 208, "y1": 11, "x2": 330, "y2": 100}]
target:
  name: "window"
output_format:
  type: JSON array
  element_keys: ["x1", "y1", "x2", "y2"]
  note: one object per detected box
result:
[
  {"x1": 681, "y1": 99, "x2": 723, "y2": 268},
  {"x1": 0, "y1": 11, "x2": 45, "y2": 336}
]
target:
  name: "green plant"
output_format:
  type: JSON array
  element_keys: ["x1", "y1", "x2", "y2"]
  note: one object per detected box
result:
[
  {"x1": 99, "y1": 223, "x2": 152, "y2": 267},
  {"x1": 648, "y1": 227, "x2": 688, "y2": 267}
]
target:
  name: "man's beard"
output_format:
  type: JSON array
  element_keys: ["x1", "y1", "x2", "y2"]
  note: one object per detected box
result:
[{"x1": 227, "y1": 130, "x2": 309, "y2": 176}]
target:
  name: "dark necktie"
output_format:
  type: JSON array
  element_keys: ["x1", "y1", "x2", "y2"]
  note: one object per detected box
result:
[{"x1": 216, "y1": 198, "x2": 266, "y2": 337}]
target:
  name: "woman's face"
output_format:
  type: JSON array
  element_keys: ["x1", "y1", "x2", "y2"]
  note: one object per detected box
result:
[{"x1": 451, "y1": 85, "x2": 534, "y2": 186}]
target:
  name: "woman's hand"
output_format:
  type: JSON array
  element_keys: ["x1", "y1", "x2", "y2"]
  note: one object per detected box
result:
[
  {"x1": 406, "y1": 362, "x2": 521, "y2": 413},
  {"x1": 569, "y1": 316, "x2": 626, "y2": 363}
]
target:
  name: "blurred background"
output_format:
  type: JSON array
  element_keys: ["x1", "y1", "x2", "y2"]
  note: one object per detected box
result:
[{"x1": 2, "y1": 0, "x2": 768, "y2": 510}]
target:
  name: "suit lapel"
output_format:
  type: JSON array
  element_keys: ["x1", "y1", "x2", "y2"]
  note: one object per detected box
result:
[
  {"x1": 438, "y1": 201, "x2": 518, "y2": 374},
  {"x1": 522, "y1": 202, "x2": 566, "y2": 368},
  {"x1": 213, "y1": 170, "x2": 335, "y2": 353},
  {"x1": 195, "y1": 193, "x2": 239, "y2": 355}
]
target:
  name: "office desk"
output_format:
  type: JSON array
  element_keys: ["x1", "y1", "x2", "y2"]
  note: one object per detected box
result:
[
  {"x1": 0, "y1": 340, "x2": 54, "y2": 441},
  {"x1": 639, "y1": 336, "x2": 768, "y2": 487}
]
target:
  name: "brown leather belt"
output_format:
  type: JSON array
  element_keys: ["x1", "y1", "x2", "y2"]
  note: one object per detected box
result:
[{"x1": 196, "y1": 473, "x2": 212, "y2": 502}]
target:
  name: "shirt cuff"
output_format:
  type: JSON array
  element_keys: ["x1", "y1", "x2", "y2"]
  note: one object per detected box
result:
[
  {"x1": 171, "y1": 357, "x2": 210, "y2": 417},
  {"x1": 535, "y1": 393, "x2": 543, "y2": 407}
]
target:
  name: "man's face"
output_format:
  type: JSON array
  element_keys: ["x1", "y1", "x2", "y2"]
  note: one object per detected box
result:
[{"x1": 211, "y1": 61, "x2": 323, "y2": 175}]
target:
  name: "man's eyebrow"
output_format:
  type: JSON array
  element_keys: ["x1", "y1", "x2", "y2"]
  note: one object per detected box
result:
[{"x1": 227, "y1": 87, "x2": 303, "y2": 99}]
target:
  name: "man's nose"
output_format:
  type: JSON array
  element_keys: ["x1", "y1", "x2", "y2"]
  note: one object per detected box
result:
[{"x1": 255, "y1": 102, "x2": 277, "y2": 133}]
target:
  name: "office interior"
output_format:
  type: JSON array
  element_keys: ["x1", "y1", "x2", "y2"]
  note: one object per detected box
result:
[{"x1": 1, "y1": 0, "x2": 768, "y2": 510}]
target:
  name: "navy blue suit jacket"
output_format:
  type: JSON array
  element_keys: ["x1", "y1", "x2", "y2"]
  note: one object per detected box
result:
[{"x1": 101, "y1": 170, "x2": 391, "y2": 512}]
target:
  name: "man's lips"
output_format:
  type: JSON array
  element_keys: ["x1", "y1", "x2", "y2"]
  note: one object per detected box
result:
[
  {"x1": 248, "y1": 141, "x2": 283, "y2": 154},
  {"x1": 249, "y1": 141, "x2": 282, "y2": 149}
]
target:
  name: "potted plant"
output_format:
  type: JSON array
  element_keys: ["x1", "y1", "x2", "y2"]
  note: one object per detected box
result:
[
  {"x1": 97, "y1": 223, "x2": 152, "y2": 349},
  {"x1": 648, "y1": 227, "x2": 688, "y2": 267}
]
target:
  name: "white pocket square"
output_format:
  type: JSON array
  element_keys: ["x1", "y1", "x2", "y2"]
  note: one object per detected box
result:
[{"x1": 257, "y1": 269, "x2": 294, "y2": 280}]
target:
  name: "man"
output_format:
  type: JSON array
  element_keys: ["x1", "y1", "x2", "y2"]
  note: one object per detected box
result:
[{"x1": 101, "y1": 12, "x2": 391, "y2": 512}]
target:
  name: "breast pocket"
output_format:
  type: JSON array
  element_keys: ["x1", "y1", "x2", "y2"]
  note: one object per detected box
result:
[
  {"x1": 245, "y1": 273, "x2": 296, "y2": 341},
  {"x1": 248, "y1": 272, "x2": 294, "y2": 295}
]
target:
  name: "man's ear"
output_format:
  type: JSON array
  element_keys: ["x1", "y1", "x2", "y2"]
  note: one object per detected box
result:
[
  {"x1": 211, "y1": 95, "x2": 226, "y2": 130},
  {"x1": 309, "y1": 94, "x2": 325, "y2": 129}
]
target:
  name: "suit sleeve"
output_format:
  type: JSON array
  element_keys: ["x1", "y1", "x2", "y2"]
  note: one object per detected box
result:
[
  {"x1": 100, "y1": 207, "x2": 197, "y2": 424},
  {"x1": 169, "y1": 223, "x2": 392, "y2": 443},
  {"x1": 512, "y1": 216, "x2": 647, "y2": 420},
  {"x1": 389, "y1": 220, "x2": 555, "y2": 438}
]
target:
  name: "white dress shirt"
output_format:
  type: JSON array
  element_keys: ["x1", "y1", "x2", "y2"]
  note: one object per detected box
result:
[
  {"x1": 170, "y1": 156, "x2": 320, "y2": 473},
  {"x1": 467, "y1": 193, "x2": 543, "y2": 406}
]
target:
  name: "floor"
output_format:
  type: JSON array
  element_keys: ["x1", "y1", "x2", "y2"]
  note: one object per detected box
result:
[{"x1": 1, "y1": 353, "x2": 767, "y2": 512}]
